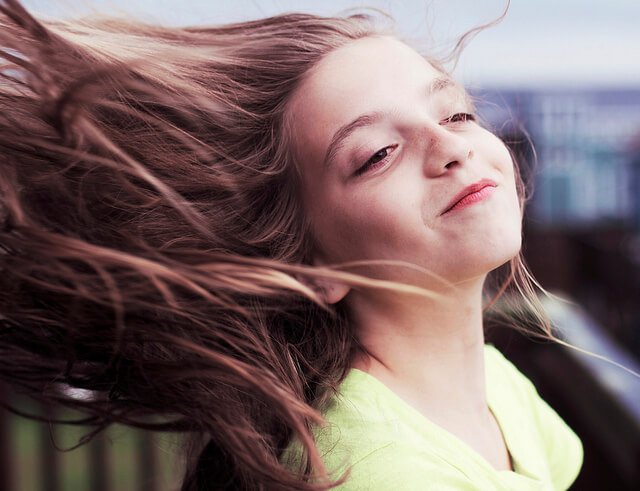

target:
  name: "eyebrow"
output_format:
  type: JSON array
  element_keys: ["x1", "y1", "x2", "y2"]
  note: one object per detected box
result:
[{"x1": 322, "y1": 76, "x2": 456, "y2": 169}]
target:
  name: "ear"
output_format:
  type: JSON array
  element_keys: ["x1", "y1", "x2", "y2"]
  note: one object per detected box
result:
[
  {"x1": 308, "y1": 254, "x2": 351, "y2": 305},
  {"x1": 313, "y1": 275, "x2": 351, "y2": 304}
]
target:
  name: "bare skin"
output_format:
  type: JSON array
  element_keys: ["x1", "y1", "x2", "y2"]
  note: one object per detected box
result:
[{"x1": 288, "y1": 35, "x2": 522, "y2": 472}]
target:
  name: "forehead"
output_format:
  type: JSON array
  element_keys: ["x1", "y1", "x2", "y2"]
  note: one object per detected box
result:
[{"x1": 287, "y1": 36, "x2": 446, "y2": 164}]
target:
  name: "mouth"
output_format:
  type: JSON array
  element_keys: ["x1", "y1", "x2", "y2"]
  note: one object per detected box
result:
[{"x1": 441, "y1": 178, "x2": 497, "y2": 215}]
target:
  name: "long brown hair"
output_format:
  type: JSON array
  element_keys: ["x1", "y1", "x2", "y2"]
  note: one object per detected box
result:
[{"x1": 0, "y1": 1, "x2": 561, "y2": 489}]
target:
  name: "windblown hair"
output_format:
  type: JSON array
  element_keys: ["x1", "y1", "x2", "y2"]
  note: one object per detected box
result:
[{"x1": 0, "y1": 0, "x2": 557, "y2": 489}]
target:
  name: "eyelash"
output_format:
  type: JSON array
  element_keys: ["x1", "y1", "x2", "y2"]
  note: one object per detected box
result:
[
  {"x1": 443, "y1": 112, "x2": 476, "y2": 124},
  {"x1": 354, "y1": 112, "x2": 476, "y2": 176},
  {"x1": 355, "y1": 144, "x2": 398, "y2": 176}
]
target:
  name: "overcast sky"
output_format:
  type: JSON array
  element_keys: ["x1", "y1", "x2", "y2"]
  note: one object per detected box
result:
[{"x1": 21, "y1": 0, "x2": 640, "y2": 89}]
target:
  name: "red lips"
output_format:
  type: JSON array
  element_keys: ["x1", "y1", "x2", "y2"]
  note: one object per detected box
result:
[{"x1": 441, "y1": 178, "x2": 497, "y2": 215}]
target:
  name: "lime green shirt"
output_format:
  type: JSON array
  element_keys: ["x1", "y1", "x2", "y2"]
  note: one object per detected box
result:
[{"x1": 285, "y1": 343, "x2": 583, "y2": 490}]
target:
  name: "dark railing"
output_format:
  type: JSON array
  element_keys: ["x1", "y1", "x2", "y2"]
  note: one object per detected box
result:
[{"x1": 0, "y1": 394, "x2": 182, "y2": 491}]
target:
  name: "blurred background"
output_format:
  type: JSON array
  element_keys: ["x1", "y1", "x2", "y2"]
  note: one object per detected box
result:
[{"x1": 2, "y1": 0, "x2": 639, "y2": 489}]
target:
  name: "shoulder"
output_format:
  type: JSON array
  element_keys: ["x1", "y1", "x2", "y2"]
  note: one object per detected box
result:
[
  {"x1": 310, "y1": 374, "x2": 400, "y2": 476},
  {"x1": 484, "y1": 344, "x2": 584, "y2": 489},
  {"x1": 308, "y1": 372, "x2": 479, "y2": 490},
  {"x1": 281, "y1": 374, "x2": 398, "y2": 480},
  {"x1": 325, "y1": 442, "x2": 480, "y2": 491}
]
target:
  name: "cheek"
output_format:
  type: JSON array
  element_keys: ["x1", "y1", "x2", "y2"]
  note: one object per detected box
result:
[
  {"x1": 479, "y1": 134, "x2": 521, "y2": 206},
  {"x1": 490, "y1": 144, "x2": 523, "y2": 237},
  {"x1": 310, "y1": 180, "x2": 423, "y2": 262},
  {"x1": 486, "y1": 159, "x2": 524, "y2": 262},
  {"x1": 489, "y1": 136, "x2": 516, "y2": 179}
]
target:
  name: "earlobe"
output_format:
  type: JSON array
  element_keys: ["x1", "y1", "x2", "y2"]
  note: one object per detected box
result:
[
  {"x1": 315, "y1": 278, "x2": 351, "y2": 304},
  {"x1": 309, "y1": 253, "x2": 351, "y2": 304}
]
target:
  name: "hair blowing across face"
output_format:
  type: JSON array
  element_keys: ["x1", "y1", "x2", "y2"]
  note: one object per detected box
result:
[
  {"x1": 0, "y1": 0, "x2": 556, "y2": 489},
  {"x1": 0, "y1": 1, "x2": 387, "y2": 489}
]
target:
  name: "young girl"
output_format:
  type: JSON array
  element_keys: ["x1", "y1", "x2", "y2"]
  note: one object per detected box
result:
[{"x1": 0, "y1": 1, "x2": 583, "y2": 489}]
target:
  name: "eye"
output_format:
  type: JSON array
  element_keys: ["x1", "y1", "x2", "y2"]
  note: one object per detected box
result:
[
  {"x1": 355, "y1": 145, "x2": 398, "y2": 176},
  {"x1": 442, "y1": 112, "x2": 476, "y2": 124}
]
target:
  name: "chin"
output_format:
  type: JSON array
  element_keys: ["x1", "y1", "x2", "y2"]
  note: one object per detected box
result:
[
  {"x1": 487, "y1": 235, "x2": 522, "y2": 274},
  {"x1": 450, "y1": 233, "x2": 522, "y2": 283},
  {"x1": 484, "y1": 214, "x2": 523, "y2": 267}
]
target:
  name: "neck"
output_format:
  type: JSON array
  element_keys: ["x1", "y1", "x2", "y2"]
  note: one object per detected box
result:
[{"x1": 346, "y1": 275, "x2": 490, "y2": 420}]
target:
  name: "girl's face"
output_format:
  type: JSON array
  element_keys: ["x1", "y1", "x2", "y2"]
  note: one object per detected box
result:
[{"x1": 288, "y1": 36, "x2": 522, "y2": 288}]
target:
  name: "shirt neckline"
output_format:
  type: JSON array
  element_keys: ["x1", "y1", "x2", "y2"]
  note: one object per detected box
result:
[{"x1": 341, "y1": 345, "x2": 539, "y2": 481}]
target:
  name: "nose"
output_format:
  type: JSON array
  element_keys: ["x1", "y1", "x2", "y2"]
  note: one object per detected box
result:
[{"x1": 422, "y1": 125, "x2": 474, "y2": 177}]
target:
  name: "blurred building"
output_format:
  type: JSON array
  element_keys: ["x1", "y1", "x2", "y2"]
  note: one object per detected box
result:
[{"x1": 474, "y1": 88, "x2": 640, "y2": 228}]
